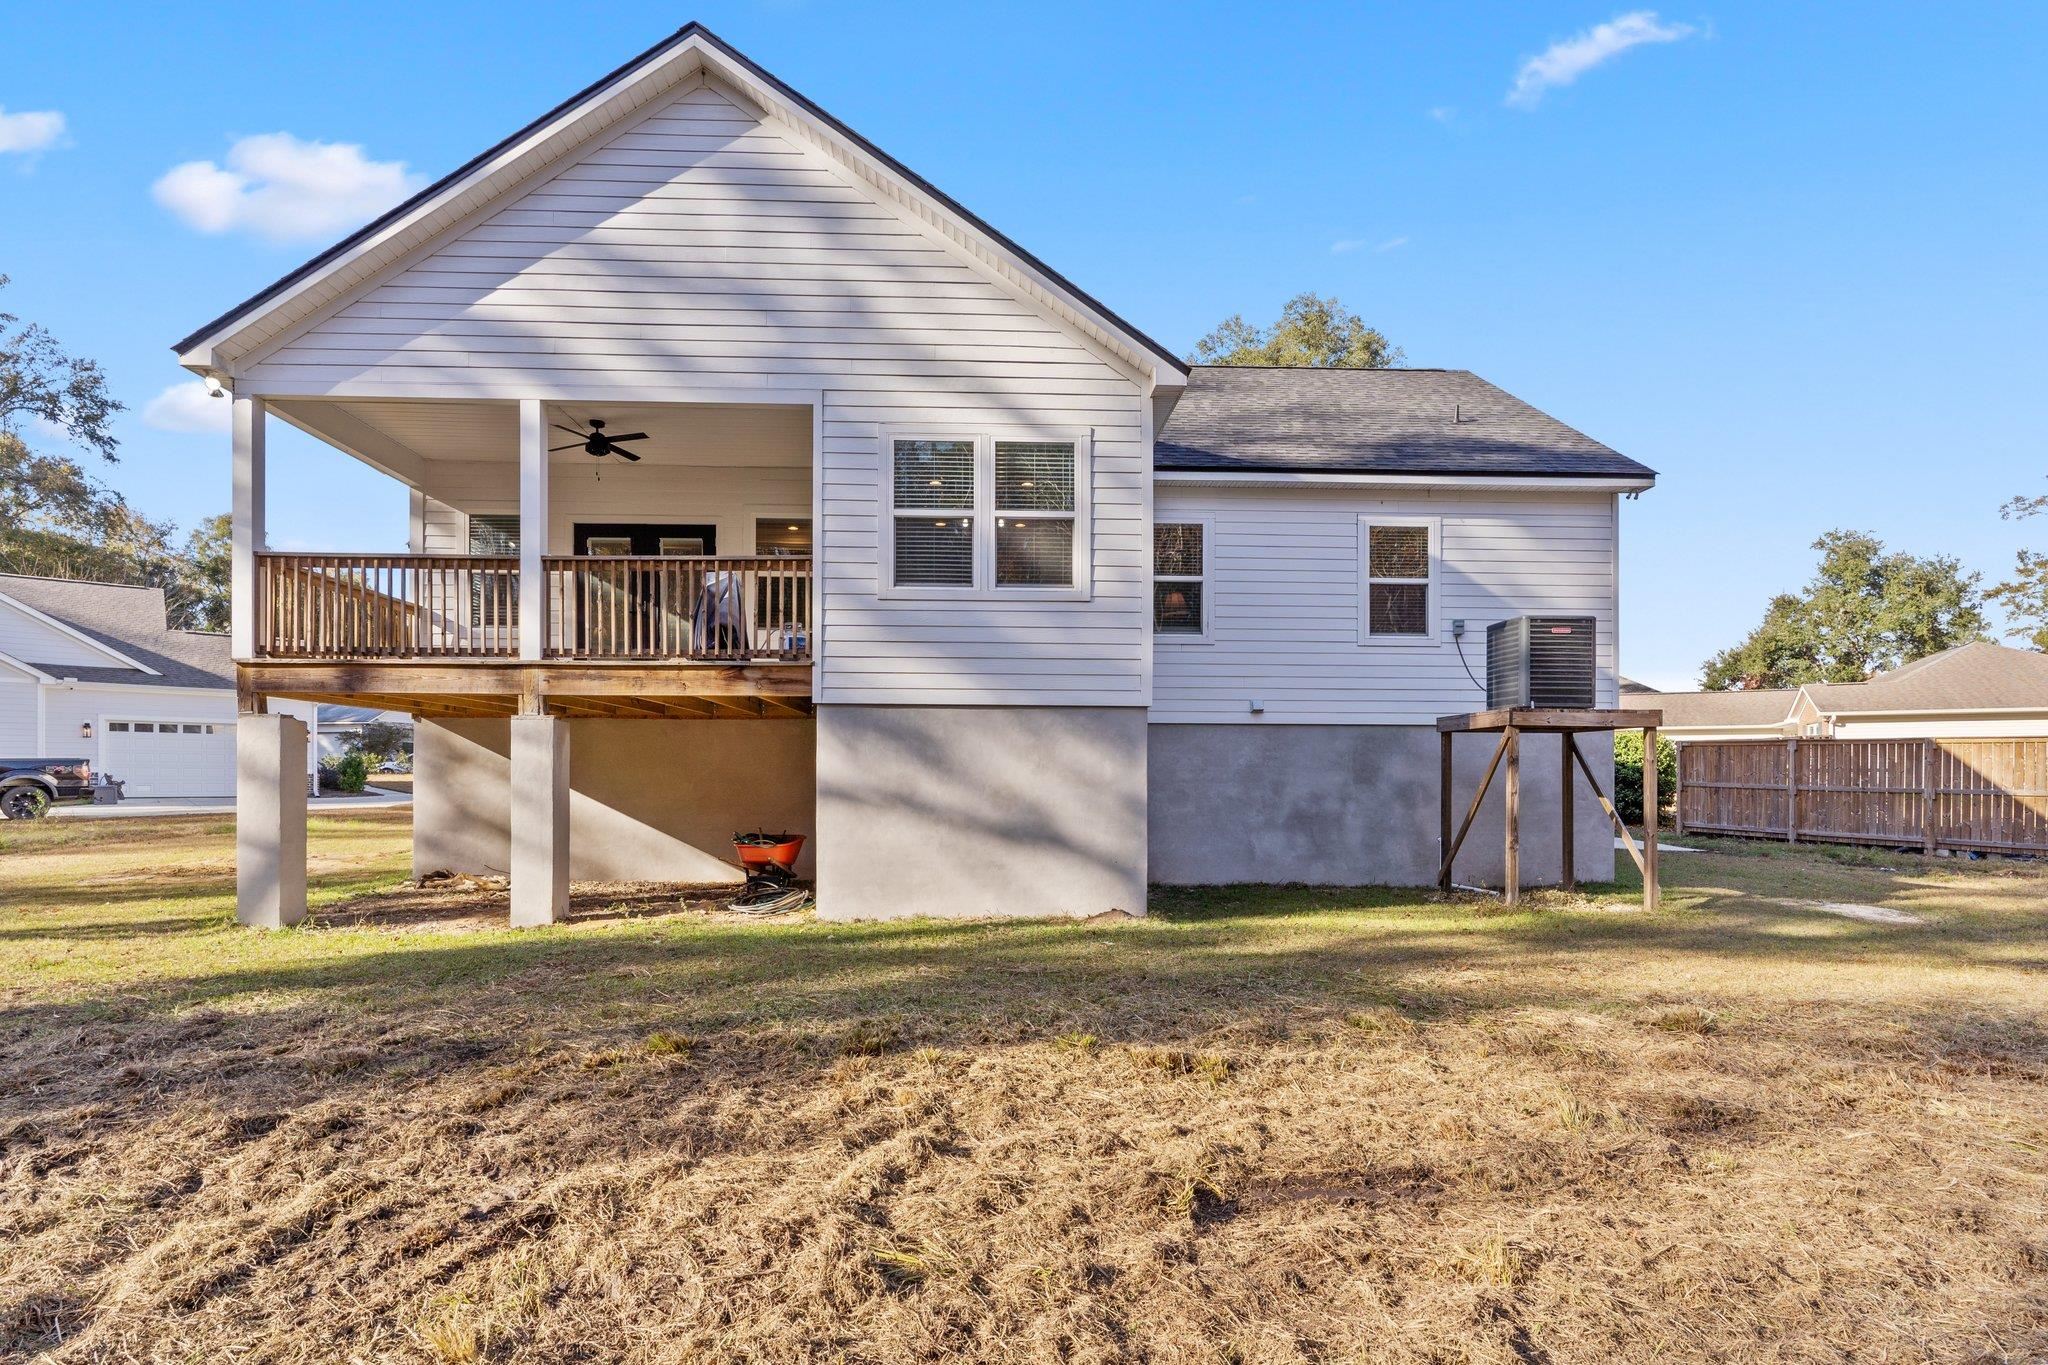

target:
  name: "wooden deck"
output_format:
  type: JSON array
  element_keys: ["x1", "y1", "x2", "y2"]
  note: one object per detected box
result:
[{"x1": 238, "y1": 659, "x2": 813, "y2": 720}]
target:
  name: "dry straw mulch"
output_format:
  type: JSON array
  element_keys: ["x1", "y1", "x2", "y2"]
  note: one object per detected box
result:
[{"x1": 3, "y1": 824, "x2": 2047, "y2": 1362}]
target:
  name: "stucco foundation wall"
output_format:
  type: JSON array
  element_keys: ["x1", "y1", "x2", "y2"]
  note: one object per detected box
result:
[
  {"x1": 1148, "y1": 723, "x2": 1616, "y2": 888},
  {"x1": 814, "y1": 705, "x2": 1147, "y2": 920},
  {"x1": 413, "y1": 718, "x2": 815, "y2": 883}
]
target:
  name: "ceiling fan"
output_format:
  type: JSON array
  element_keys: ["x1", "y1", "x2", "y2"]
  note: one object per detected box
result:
[{"x1": 551, "y1": 417, "x2": 647, "y2": 462}]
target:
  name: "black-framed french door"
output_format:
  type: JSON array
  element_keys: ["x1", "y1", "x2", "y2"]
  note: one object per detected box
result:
[{"x1": 571, "y1": 522, "x2": 719, "y2": 656}]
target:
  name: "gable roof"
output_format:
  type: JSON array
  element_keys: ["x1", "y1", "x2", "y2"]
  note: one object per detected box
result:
[
  {"x1": 1802, "y1": 641, "x2": 2048, "y2": 714},
  {"x1": 0, "y1": 575, "x2": 233, "y2": 690},
  {"x1": 1153, "y1": 367, "x2": 1655, "y2": 481},
  {"x1": 173, "y1": 23, "x2": 1185, "y2": 388}
]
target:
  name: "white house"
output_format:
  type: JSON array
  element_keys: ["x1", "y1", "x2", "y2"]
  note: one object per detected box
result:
[
  {"x1": 0, "y1": 574, "x2": 316, "y2": 798},
  {"x1": 171, "y1": 24, "x2": 1655, "y2": 925}
]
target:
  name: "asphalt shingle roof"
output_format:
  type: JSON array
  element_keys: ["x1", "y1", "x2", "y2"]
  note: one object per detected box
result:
[
  {"x1": 1802, "y1": 642, "x2": 2048, "y2": 714},
  {"x1": 1619, "y1": 688, "x2": 1799, "y2": 728},
  {"x1": 0, "y1": 575, "x2": 233, "y2": 690},
  {"x1": 1155, "y1": 366, "x2": 1656, "y2": 479}
]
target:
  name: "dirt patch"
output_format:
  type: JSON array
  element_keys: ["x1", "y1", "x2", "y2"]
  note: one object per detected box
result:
[{"x1": 316, "y1": 878, "x2": 780, "y2": 932}]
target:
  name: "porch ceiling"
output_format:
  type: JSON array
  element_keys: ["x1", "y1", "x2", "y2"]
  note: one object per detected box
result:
[{"x1": 270, "y1": 397, "x2": 811, "y2": 477}]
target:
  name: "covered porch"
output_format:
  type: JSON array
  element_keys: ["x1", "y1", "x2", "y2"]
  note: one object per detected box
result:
[{"x1": 228, "y1": 393, "x2": 819, "y2": 929}]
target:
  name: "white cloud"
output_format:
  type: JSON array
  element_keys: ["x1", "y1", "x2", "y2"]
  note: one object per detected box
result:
[
  {"x1": 0, "y1": 107, "x2": 66, "y2": 155},
  {"x1": 143, "y1": 380, "x2": 231, "y2": 435},
  {"x1": 1506, "y1": 11, "x2": 1695, "y2": 108},
  {"x1": 1428, "y1": 106, "x2": 1458, "y2": 124},
  {"x1": 1332, "y1": 236, "x2": 1408, "y2": 255},
  {"x1": 153, "y1": 132, "x2": 425, "y2": 242}
]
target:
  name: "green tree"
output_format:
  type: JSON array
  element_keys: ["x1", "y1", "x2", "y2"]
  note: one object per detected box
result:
[
  {"x1": 179, "y1": 512, "x2": 233, "y2": 632},
  {"x1": 1191, "y1": 292, "x2": 1404, "y2": 368},
  {"x1": 1702, "y1": 530, "x2": 1989, "y2": 689},
  {"x1": 1989, "y1": 481, "x2": 2048, "y2": 651},
  {"x1": 1613, "y1": 730, "x2": 1677, "y2": 827},
  {"x1": 0, "y1": 274, "x2": 127, "y2": 537},
  {"x1": 0, "y1": 277, "x2": 231, "y2": 632}
]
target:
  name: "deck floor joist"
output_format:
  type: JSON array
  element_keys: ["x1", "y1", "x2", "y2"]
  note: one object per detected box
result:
[{"x1": 239, "y1": 660, "x2": 813, "y2": 720}]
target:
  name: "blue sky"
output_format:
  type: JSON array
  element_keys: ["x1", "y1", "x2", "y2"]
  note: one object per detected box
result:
[{"x1": 4, "y1": 1, "x2": 2043, "y2": 688}]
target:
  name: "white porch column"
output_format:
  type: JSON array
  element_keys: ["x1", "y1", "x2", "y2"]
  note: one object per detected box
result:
[
  {"x1": 236, "y1": 713, "x2": 307, "y2": 927},
  {"x1": 517, "y1": 398, "x2": 547, "y2": 660},
  {"x1": 509, "y1": 714, "x2": 570, "y2": 927},
  {"x1": 230, "y1": 396, "x2": 266, "y2": 660}
]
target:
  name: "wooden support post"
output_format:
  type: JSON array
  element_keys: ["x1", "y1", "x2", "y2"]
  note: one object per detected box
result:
[
  {"x1": 1502, "y1": 725, "x2": 1521, "y2": 907},
  {"x1": 1921, "y1": 737, "x2": 1937, "y2": 855},
  {"x1": 1438, "y1": 730, "x2": 1454, "y2": 894},
  {"x1": 1438, "y1": 730, "x2": 1512, "y2": 889},
  {"x1": 1569, "y1": 735, "x2": 1647, "y2": 878},
  {"x1": 1560, "y1": 732, "x2": 1576, "y2": 892},
  {"x1": 1642, "y1": 725, "x2": 1659, "y2": 912},
  {"x1": 1785, "y1": 737, "x2": 1799, "y2": 843}
]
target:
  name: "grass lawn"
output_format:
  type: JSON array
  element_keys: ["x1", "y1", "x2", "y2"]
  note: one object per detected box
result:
[{"x1": 3, "y1": 814, "x2": 2046, "y2": 1362}]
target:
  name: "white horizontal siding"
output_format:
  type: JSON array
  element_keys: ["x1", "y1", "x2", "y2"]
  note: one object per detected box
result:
[
  {"x1": 0, "y1": 676, "x2": 36, "y2": 754},
  {"x1": 244, "y1": 75, "x2": 1148, "y2": 707},
  {"x1": 1152, "y1": 488, "x2": 1620, "y2": 725}
]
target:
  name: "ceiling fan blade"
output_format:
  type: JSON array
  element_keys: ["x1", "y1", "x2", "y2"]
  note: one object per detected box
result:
[
  {"x1": 613, "y1": 448, "x2": 642, "y2": 462},
  {"x1": 603, "y1": 432, "x2": 649, "y2": 442},
  {"x1": 550, "y1": 423, "x2": 592, "y2": 439},
  {"x1": 549, "y1": 442, "x2": 586, "y2": 452}
]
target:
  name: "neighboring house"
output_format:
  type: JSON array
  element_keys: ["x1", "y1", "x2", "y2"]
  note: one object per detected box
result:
[
  {"x1": 314, "y1": 705, "x2": 414, "y2": 764},
  {"x1": 0, "y1": 574, "x2": 316, "y2": 798},
  {"x1": 172, "y1": 24, "x2": 1656, "y2": 926},
  {"x1": 1622, "y1": 641, "x2": 2048, "y2": 742}
]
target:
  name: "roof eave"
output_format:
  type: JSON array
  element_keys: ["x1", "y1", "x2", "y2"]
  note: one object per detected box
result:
[{"x1": 1153, "y1": 468, "x2": 1656, "y2": 492}]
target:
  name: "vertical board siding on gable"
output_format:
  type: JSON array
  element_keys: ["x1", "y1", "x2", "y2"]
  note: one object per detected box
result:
[
  {"x1": 1152, "y1": 488, "x2": 1618, "y2": 725},
  {"x1": 244, "y1": 80, "x2": 1147, "y2": 706}
]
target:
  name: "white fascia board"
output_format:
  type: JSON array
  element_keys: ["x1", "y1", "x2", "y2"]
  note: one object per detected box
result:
[
  {"x1": 1154, "y1": 471, "x2": 1656, "y2": 494},
  {"x1": 0, "y1": 650, "x2": 56, "y2": 682},
  {"x1": 44, "y1": 678, "x2": 234, "y2": 697},
  {"x1": 0, "y1": 590, "x2": 161, "y2": 675}
]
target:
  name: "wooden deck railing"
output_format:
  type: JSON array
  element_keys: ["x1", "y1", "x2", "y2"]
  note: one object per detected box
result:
[
  {"x1": 542, "y1": 556, "x2": 811, "y2": 661},
  {"x1": 253, "y1": 552, "x2": 812, "y2": 662},
  {"x1": 257, "y1": 553, "x2": 520, "y2": 658}
]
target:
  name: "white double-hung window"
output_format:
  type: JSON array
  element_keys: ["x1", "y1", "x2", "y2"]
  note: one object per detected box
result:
[
  {"x1": 1359, "y1": 517, "x2": 1439, "y2": 642},
  {"x1": 884, "y1": 431, "x2": 1090, "y2": 596},
  {"x1": 1152, "y1": 519, "x2": 1209, "y2": 639}
]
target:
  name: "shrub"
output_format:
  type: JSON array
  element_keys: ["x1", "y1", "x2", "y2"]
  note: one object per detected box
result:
[
  {"x1": 320, "y1": 752, "x2": 370, "y2": 794},
  {"x1": 1614, "y1": 731, "x2": 1677, "y2": 827}
]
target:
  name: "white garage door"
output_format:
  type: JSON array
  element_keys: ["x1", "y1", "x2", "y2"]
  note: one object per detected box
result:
[{"x1": 103, "y1": 719, "x2": 236, "y2": 799}]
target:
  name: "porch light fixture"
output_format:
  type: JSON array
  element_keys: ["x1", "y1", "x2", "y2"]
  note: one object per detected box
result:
[{"x1": 79, "y1": 722, "x2": 94, "y2": 739}]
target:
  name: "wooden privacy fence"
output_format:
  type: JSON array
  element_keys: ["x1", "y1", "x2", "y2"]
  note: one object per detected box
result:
[{"x1": 1677, "y1": 738, "x2": 2048, "y2": 856}]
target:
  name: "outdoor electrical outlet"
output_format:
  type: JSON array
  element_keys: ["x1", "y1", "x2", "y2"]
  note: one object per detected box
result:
[{"x1": 1452, "y1": 619, "x2": 1467, "y2": 637}]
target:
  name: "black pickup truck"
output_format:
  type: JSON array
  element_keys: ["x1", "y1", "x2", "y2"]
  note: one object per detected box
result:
[{"x1": 0, "y1": 758, "x2": 96, "y2": 820}]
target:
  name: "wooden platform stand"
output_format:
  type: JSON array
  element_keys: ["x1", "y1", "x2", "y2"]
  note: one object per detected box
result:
[{"x1": 1436, "y1": 708, "x2": 1663, "y2": 911}]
